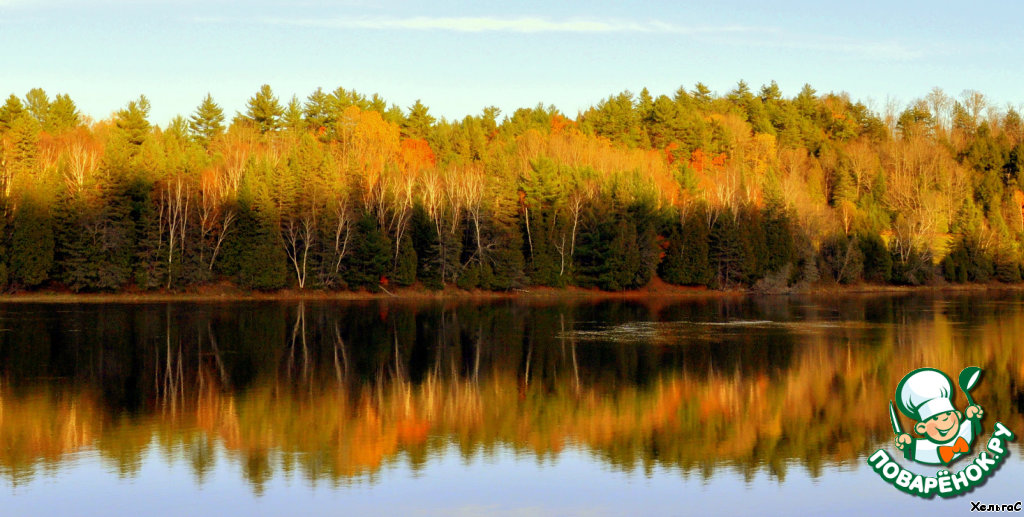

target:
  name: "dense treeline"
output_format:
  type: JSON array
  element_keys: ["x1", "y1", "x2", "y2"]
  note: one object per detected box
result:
[{"x1": 1, "y1": 82, "x2": 1023, "y2": 292}]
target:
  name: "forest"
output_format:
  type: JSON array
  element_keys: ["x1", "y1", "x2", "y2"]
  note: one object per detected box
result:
[{"x1": 0, "y1": 82, "x2": 1021, "y2": 292}]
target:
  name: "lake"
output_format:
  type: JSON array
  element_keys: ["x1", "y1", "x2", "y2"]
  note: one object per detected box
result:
[{"x1": 1, "y1": 293, "x2": 1022, "y2": 516}]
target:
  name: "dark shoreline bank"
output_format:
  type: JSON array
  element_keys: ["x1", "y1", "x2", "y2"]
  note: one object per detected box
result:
[{"x1": 0, "y1": 281, "x2": 1019, "y2": 304}]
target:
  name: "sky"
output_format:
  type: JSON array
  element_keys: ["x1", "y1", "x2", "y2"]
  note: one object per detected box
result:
[{"x1": 2, "y1": 0, "x2": 1023, "y2": 127}]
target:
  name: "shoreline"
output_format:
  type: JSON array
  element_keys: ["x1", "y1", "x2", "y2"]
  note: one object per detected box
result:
[{"x1": 0, "y1": 281, "x2": 1020, "y2": 304}]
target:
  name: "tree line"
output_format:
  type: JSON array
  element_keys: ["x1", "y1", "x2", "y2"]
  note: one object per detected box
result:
[{"x1": 0, "y1": 82, "x2": 1022, "y2": 292}]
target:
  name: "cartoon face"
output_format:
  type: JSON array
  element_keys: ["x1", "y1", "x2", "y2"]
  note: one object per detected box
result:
[{"x1": 914, "y1": 410, "x2": 963, "y2": 442}]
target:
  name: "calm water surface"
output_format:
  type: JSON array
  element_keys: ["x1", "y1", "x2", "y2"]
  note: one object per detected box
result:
[{"x1": 1, "y1": 294, "x2": 1023, "y2": 516}]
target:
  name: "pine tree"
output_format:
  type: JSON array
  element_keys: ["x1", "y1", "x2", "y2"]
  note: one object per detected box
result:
[
  {"x1": 189, "y1": 94, "x2": 225, "y2": 147},
  {"x1": 48, "y1": 94, "x2": 80, "y2": 132},
  {"x1": 244, "y1": 84, "x2": 284, "y2": 134},
  {"x1": 116, "y1": 96, "x2": 151, "y2": 147},
  {"x1": 24, "y1": 88, "x2": 50, "y2": 129},
  {"x1": 303, "y1": 87, "x2": 334, "y2": 135},
  {"x1": 403, "y1": 100, "x2": 434, "y2": 140}
]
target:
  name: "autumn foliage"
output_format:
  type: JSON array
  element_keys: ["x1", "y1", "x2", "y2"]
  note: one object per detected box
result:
[{"x1": 1, "y1": 83, "x2": 1024, "y2": 291}]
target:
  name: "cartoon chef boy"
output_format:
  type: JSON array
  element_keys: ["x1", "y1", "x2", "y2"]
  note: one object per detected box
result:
[{"x1": 894, "y1": 368, "x2": 983, "y2": 465}]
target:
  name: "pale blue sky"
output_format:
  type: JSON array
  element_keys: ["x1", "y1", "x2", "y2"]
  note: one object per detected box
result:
[{"x1": 2, "y1": 0, "x2": 1022, "y2": 126}]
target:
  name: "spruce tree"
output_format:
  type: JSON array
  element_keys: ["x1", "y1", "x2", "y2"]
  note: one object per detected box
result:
[
  {"x1": 283, "y1": 95, "x2": 303, "y2": 132},
  {"x1": 710, "y1": 210, "x2": 747, "y2": 286},
  {"x1": 9, "y1": 201, "x2": 54, "y2": 288},
  {"x1": 0, "y1": 95, "x2": 27, "y2": 132},
  {"x1": 221, "y1": 199, "x2": 288, "y2": 290},
  {"x1": 343, "y1": 213, "x2": 391, "y2": 289},
  {"x1": 393, "y1": 233, "x2": 417, "y2": 286},
  {"x1": 763, "y1": 202, "x2": 795, "y2": 273},
  {"x1": 410, "y1": 205, "x2": 442, "y2": 289},
  {"x1": 659, "y1": 210, "x2": 713, "y2": 286}
]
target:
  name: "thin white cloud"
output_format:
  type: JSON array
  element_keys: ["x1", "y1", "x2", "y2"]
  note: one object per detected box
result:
[
  {"x1": 251, "y1": 15, "x2": 761, "y2": 35},
  {"x1": 192, "y1": 14, "x2": 922, "y2": 61}
]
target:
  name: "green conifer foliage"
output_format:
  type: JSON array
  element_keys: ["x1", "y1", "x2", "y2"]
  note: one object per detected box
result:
[
  {"x1": 0, "y1": 95, "x2": 27, "y2": 132},
  {"x1": 410, "y1": 205, "x2": 443, "y2": 289},
  {"x1": 659, "y1": 210, "x2": 713, "y2": 286},
  {"x1": 343, "y1": 213, "x2": 391, "y2": 290},
  {"x1": 221, "y1": 199, "x2": 288, "y2": 290},
  {"x1": 9, "y1": 201, "x2": 54, "y2": 288},
  {"x1": 710, "y1": 210, "x2": 748, "y2": 287},
  {"x1": 189, "y1": 94, "x2": 225, "y2": 147},
  {"x1": 244, "y1": 85, "x2": 284, "y2": 134},
  {"x1": 393, "y1": 233, "x2": 417, "y2": 286},
  {"x1": 48, "y1": 94, "x2": 80, "y2": 133}
]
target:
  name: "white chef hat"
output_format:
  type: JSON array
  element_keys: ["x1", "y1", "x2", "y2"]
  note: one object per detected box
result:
[{"x1": 896, "y1": 368, "x2": 956, "y2": 422}]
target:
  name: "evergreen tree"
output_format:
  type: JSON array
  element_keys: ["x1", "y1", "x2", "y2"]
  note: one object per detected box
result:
[
  {"x1": 0, "y1": 95, "x2": 27, "y2": 132},
  {"x1": 116, "y1": 96, "x2": 151, "y2": 147},
  {"x1": 858, "y1": 232, "x2": 893, "y2": 283},
  {"x1": 48, "y1": 94, "x2": 80, "y2": 132},
  {"x1": 53, "y1": 188, "x2": 134, "y2": 292},
  {"x1": 572, "y1": 202, "x2": 656, "y2": 291},
  {"x1": 410, "y1": 205, "x2": 443, "y2": 289},
  {"x1": 9, "y1": 201, "x2": 54, "y2": 288},
  {"x1": 6, "y1": 114, "x2": 39, "y2": 178},
  {"x1": 574, "y1": 210, "x2": 624, "y2": 290},
  {"x1": 692, "y1": 83, "x2": 713, "y2": 108},
  {"x1": 482, "y1": 189, "x2": 525, "y2": 290},
  {"x1": 710, "y1": 210, "x2": 747, "y2": 286},
  {"x1": 403, "y1": 99, "x2": 435, "y2": 140},
  {"x1": 392, "y1": 233, "x2": 417, "y2": 286},
  {"x1": 343, "y1": 213, "x2": 391, "y2": 289},
  {"x1": 303, "y1": 87, "x2": 334, "y2": 136},
  {"x1": 220, "y1": 199, "x2": 288, "y2": 290},
  {"x1": 283, "y1": 95, "x2": 304, "y2": 132},
  {"x1": 738, "y1": 206, "x2": 768, "y2": 281},
  {"x1": 659, "y1": 210, "x2": 713, "y2": 286},
  {"x1": 819, "y1": 234, "x2": 864, "y2": 284},
  {"x1": 763, "y1": 202, "x2": 795, "y2": 273},
  {"x1": 189, "y1": 94, "x2": 225, "y2": 147},
  {"x1": 244, "y1": 84, "x2": 284, "y2": 134},
  {"x1": 520, "y1": 157, "x2": 568, "y2": 286},
  {"x1": 24, "y1": 88, "x2": 50, "y2": 128}
]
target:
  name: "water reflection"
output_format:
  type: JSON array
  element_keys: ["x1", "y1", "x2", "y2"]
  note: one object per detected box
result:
[{"x1": 1, "y1": 294, "x2": 1024, "y2": 494}]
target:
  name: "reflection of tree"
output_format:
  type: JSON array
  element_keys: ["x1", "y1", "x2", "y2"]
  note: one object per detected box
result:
[{"x1": 2, "y1": 295, "x2": 1024, "y2": 490}]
